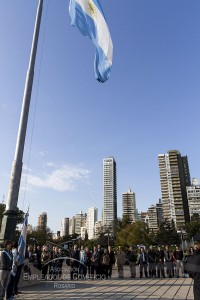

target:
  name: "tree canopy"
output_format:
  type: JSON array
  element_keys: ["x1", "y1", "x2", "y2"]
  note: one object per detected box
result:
[{"x1": 115, "y1": 221, "x2": 152, "y2": 247}]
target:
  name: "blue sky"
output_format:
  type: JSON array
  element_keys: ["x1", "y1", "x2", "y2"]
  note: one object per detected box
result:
[{"x1": 0, "y1": 0, "x2": 200, "y2": 233}]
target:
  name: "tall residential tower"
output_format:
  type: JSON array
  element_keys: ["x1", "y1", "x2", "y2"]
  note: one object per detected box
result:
[
  {"x1": 86, "y1": 207, "x2": 98, "y2": 240},
  {"x1": 103, "y1": 157, "x2": 117, "y2": 230},
  {"x1": 38, "y1": 212, "x2": 47, "y2": 229},
  {"x1": 158, "y1": 150, "x2": 191, "y2": 229},
  {"x1": 60, "y1": 218, "x2": 69, "y2": 237},
  {"x1": 187, "y1": 178, "x2": 200, "y2": 219},
  {"x1": 122, "y1": 188, "x2": 136, "y2": 222}
]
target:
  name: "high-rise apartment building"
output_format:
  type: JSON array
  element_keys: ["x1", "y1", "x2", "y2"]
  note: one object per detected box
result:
[
  {"x1": 158, "y1": 150, "x2": 191, "y2": 229},
  {"x1": 148, "y1": 200, "x2": 163, "y2": 231},
  {"x1": 38, "y1": 212, "x2": 47, "y2": 229},
  {"x1": 187, "y1": 178, "x2": 200, "y2": 218},
  {"x1": 103, "y1": 157, "x2": 117, "y2": 230},
  {"x1": 94, "y1": 221, "x2": 103, "y2": 239},
  {"x1": 60, "y1": 218, "x2": 69, "y2": 237},
  {"x1": 69, "y1": 216, "x2": 76, "y2": 235},
  {"x1": 122, "y1": 188, "x2": 136, "y2": 222},
  {"x1": 86, "y1": 207, "x2": 98, "y2": 240},
  {"x1": 75, "y1": 211, "x2": 86, "y2": 235},
  {"x1": 148, "y1": 205, "x2": 158, "y2": 231},
  {"x1": 81, "y1": 227, "x2": 86, "y2": 240},
  {"x1": 141, "y1": 212, "x2": 149, "y2": 226}
]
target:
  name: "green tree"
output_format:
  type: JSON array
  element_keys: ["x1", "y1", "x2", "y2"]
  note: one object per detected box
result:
[
  {"x1": 116, "y1": 215, "x2": 132, "y2": 230},
  {"x1": 191, "y1": 213, "x2": 200, "y2": 222},
  {"x1": 148, "y1": 229, "x2": 157, "y2": 245},
  {"x1": 84, "y1": 239, "x2": 96, "y2": 250},
  {"x1": 156, "y1": 219, "x2": 181, "y2": 245},
  {"x1": 16, "y1": 207, "x2": 25, "y2": 225},
  {"x1": 115, "y1": 221, "x2": 152, "y2": 247},
  {"x1": 27, "y1": 226, "x2": 53, "y2": 246},
  {"x1": 96, "y1": 232, "x2": 113, "y2": 247},
  {"x1": 185, "y1": 221, "x2": 200, "y2": 240}
]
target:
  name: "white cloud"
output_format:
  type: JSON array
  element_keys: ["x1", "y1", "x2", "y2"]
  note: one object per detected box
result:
[
  {"x1": 23, "y1": 165, "x2": 32, "y2": 172},
  {"x1": 46, "y1": 162, "x2": 58, "y2": 168},
  {"x1": 27, "y1": 164, "x2": 90, "y2": 192},
  {"x1": 39, "y1": 151, "x2": 46, "y2": 157}
]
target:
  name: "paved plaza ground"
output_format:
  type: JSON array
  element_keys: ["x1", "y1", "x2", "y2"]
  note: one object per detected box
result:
[{"x1": 16, "y1": 266, "x2": 194, "y2": 300}]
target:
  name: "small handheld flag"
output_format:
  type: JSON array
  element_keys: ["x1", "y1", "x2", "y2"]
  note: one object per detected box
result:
[{"x1": 69, "y1": 0, "x2": 113, "y2": 83}]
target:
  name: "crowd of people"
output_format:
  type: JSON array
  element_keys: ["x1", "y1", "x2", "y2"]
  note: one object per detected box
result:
[
  {"x1": 125, "y1": 244, "x2": 194, "y2": 279},
  {"x1": 25, "y1": 244, "x2": 116, "y2": 281},
  {"x1": 23, "y1": 243, "x2": 196, "y2": 280},
  {"x1": 0, "y1": 240, "x2": 199, "y2": 300}
]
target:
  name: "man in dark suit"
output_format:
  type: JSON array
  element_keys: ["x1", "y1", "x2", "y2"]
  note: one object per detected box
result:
[
  {"x1": 164, "y1": 245, "x2": 174, "y2": 278},
  {"x1": 156, "y1": 245, "x2": 165, "y2": 278},
  {"x1": 91, "y1": 246, "x2": 100, "y2": 278},
  {"x1": 148, "y1": 245, "x2": 156, "y2": 277},
  {"x1": 70, "y1": 245, "x2": 80, "y2": 280},
  {"x1": 138, "y1": 247, "x2": 148, "y2": 278},
  {"x1": 187, "y1": 234, "x2": 200, "y2": 300}
]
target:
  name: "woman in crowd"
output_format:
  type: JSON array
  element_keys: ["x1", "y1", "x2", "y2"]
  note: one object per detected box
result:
[
  {"x1": 100, "y1": 248, "x2": 110, "y2": 279},
  {"x1": 116, "y1": 246, "x2": 126, "y2": 278},
  {"x1": 41, "y1": 245, "x2": 51, "y2": 280}
]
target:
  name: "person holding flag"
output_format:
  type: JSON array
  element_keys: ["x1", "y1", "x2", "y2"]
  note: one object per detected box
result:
[
  {"x1": 6, "y1": 242, "x2": 20, "y2": 300},
  {"x1": 12, "y1": 245, "x2": 24, "y2": 297},
  {"x1": 14, "y1": 212, "x2": 29, "y2": 295},
  {"x1": 6, "y1": 212, "x2": 28, "y2": 299},
  {"x1": 0, "y1": 240, "x2": 13, "y2": 300}
]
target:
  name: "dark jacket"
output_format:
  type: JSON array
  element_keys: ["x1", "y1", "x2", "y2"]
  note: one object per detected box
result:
[
  {"x1": 0, "y1": 249, "x2": 13, "y2": 271},
  {"x1": 173, "y1": 250, "x2": 183, "y2": 261},
  {"x1": 187, "y1": 250, "x2": 200, "y2": 279},
  {"x1": 156, "y1": 250, "x2": 165, "y2": 262},
  {"x1": 70, "y1": 249, "x2": 80, "y2": 267},
  {"x1": 108, "y1": 250, "x2": 115, "y2": 264},
  {"x1": 127, "y1": 250, "x2": 137, "y2": 262},
  {"x1": 148, "y1": 250, "x2": 156, "y2": 263},
  {"x1": 85, "y1": 250, "x2": 91, "y2": 265},
  {"x1": 187, "y1": 250, "x2": 200, "y2": 300},
  {"x1": 138, "y1": 252, "x2": 148, "y2": 264},
  {"x1": 91, "y1": 251, "x2": 100, "y2": 267}
]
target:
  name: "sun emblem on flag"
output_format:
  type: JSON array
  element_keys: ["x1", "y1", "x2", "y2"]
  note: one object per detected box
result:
[{"x1": 87, "y1": 0, "x2": 96, "y2": 18}]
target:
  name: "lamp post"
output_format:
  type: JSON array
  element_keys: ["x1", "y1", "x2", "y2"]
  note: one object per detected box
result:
[
  {"x1": 180, "y1": 229, "x2": 185, "y2": 251},
  {"x1": 104, "y1": 233, "x2": 112, "y2": 247}
]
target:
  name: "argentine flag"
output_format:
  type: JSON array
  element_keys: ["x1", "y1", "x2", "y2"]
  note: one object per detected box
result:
[
  {"x1": 18, "y1": 213, "x2": 28, "y2": 263},
  {"x1": 69, "y1": 0, "x2": 113, "y2": 83}
]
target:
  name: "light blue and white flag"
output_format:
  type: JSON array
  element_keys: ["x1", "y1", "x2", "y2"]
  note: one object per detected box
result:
[
  {"x1": 69, "y1": 0, "x2": 113, "y2": 83},
  {"x1": 18, "y1": 212, "x2": 28, "y2": 263}
]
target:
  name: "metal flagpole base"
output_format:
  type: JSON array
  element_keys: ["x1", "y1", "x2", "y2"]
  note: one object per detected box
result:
[{"x1": 0, "y1": 210, "x2": 17, "y2": 242}]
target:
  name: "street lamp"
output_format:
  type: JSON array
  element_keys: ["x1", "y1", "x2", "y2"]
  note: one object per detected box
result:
[
  {"x1": 104, "y1": 233, "x2": 112, "y2": 247},
  {"x1": 178, "y1": 229, "x2": 185, "y2": 250}
]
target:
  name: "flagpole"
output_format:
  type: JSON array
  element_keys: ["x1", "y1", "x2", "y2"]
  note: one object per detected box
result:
[{"x1": 0, "y1": 0, "x2": 43, "y2": 241}]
